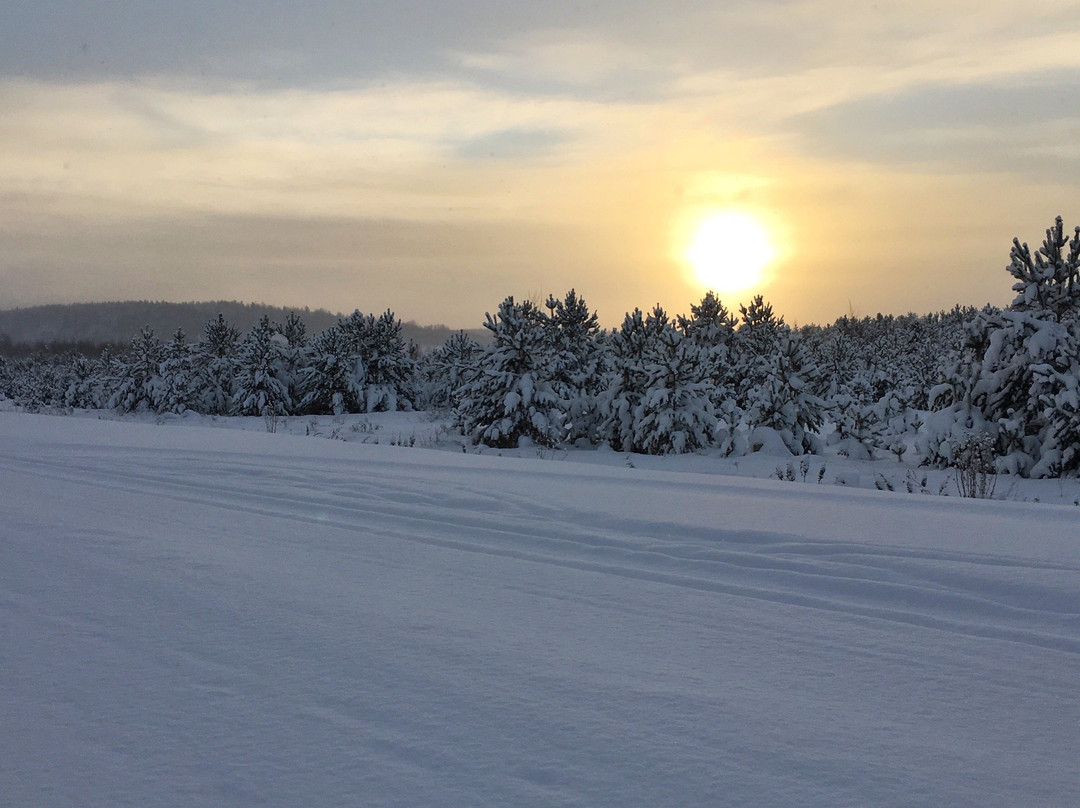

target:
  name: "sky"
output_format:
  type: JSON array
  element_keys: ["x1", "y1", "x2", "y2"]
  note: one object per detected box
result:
[{"x1": 1, "y1": 1, "x2": 1078, "y2": 329}]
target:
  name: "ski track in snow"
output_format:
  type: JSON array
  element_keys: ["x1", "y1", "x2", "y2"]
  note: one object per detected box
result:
[
  {"x1": 2, "y1": 413, "x2": 1079, "y2": 807},
  {"x1": 7, "y1": 439, "x2": 1078, "y2": 655}
]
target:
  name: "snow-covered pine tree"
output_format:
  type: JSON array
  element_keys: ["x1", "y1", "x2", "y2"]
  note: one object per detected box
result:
[
  {"x1": 455, "y1": 297, "x2": 563, "y2": 448},
  {"x1": 92, "y1": 346, "x2": 121, "y2": 409},
  {"x1": 812, "y1": 317, "x2": 884, "y2": 458},
  {"x1": 233, "y1": 315, "x2": 292, "y2": 418},
  {"x1": 297, "y1": 325, "x2": 365, "y2": 415},
  {"x1": 5, "y1": 356, "x2": 30, "y2": 408},
  {"x1": 336, "y1": 309, "x2": 416, "y2": 412},
  {"x1": 749, "y1": 329, "x2": 825, "y2": 455},
  {"x1": 803, "y1": 317, "x2": 860, "y2": 399},
  {"x1": 733, "y1": 296, "x2": 782, "y2": 415},
  {"x1": 193, "y1": 314, "x2": 240, "y2": 415},
  {"x1": 1000, "y1": 219, "x2": 1080, "y2": 475},
  {"x1": 279, "y1": 311, "x2": 310, "y2": 413},
  {"x1": 733, "y1": 296, "x2": 781, "y2": 424},
  {"x1": 920, "y1": 308, "x2": 995, "y2": 468},
  {"x1": 63, "y1": 353, "x2": 101, "y2": 410},
  {"x1": 598, "y1": 308, "x2": 654, "y2": 452},
  {"x1": 893, "y1": 313, "x2": 953, "y2": 410},
  {"x1": 156, "y1": 328, "x2": 195, "y2": 414},
  {"x1": 1007, "y1": 216, "x2": 1080, "y2": 322},
  {"x1": 1045, "y1": 349, "x2": 1080, "y2": 474},
  {"x1": 335, "y1": 310, "x2": 371, "y2": 388},
  {"x1": 8, "y1": 354, "x2": 62, "y2": 411},
  {"x1": 932, "y1": 218, "x2": 1080, "y2": 476},
  {"x1": 970, "y1": 309, "x2": 1080, "y2": 476},
  {"x1": 737, "y1": 296, "x2": 783, "y2": 354},
  {"x1": 631, "y1": 308, "x2": 717, "y2": 455},
  {"x1": 678, "y1": 292, "x2": 739, "y2": 441},
  {"x1": 6, "y1": 356, "x2": 34, "y2": 409},
  {"x1": 678, "y1": 292, "x2": 737, "y2": 359},
  {"x1": 417, "y1": 331, "x2": 483, "y2": 412},
  {"x1": 544, "y1": 289, "x2": 603, "y2": 444},
  {"x1": 109, "y1": 326, "x2": 164, "y2": 413},
  {"x1": 4, "y1": 357, "x2": 33, "y2": 407},
  {"x1": 281, "y1": 311, "x2": 308, "y2": 350},
  {"x1": 736, "y1": 297, "x2": 824, "y2": 454},
  {"x1": 362, "y1": 310, "x2": 416, "y2": 412}
]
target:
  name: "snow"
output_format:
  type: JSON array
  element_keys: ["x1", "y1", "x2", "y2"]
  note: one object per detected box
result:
[{"x1": 2, "y1": 411, "x2": 1079, "y2": 807}]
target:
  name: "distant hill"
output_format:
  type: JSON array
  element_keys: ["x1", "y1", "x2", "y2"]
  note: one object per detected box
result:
[{"x1": 0, "y1": 301, "x2": 488, "y2": 353}]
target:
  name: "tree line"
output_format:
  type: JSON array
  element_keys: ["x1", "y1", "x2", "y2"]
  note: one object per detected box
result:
[
  {"x1": 0, "y1": 299, "x2": 487, "y2": 354},
  {"x1": 2, "y1": 217, "x2": 1078, "y2": 478}
]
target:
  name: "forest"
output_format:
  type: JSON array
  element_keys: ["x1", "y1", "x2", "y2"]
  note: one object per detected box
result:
[{"x1": 2, "y1": 217, "x2": 1078, "y2": 479}]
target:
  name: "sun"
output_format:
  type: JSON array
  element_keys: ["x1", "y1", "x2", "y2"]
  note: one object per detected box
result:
[{"x1": 684, "y1": 210, "x2": 776, "y2": 293}]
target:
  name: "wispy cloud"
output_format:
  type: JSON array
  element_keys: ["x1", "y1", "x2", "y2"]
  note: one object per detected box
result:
[
  {"x1": 792, "y1": 71, "x2": 1080, "y2": 177},
  {"x1": 0, "y1": 76, "x2": 740, "y2": 222}
]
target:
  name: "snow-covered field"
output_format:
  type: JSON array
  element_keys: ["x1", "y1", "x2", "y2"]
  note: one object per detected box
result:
[{"x1": 2, "y1": 411, "x2": 1078, "y2": 806}]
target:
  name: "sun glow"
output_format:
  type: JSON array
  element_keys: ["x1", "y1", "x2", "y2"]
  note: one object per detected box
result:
[{"x1": 684, "y1": 210, "x2": 776, "y2": 293}]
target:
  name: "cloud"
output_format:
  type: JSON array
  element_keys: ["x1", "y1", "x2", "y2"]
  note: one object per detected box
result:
[
  {"x1": 0, "y1": 75, "x2": 732, "y2": 224},
  {"x1": 453, "y1": 127, "x2": 572, "y2": 161},
  {"x1": 0, "y1": 78, "x2": 581, "y2": 220},
  {"x1": 791, "y1": 71, "x2": 1080, "y2": 178},
  {"x1": 451, "y1": 29, "x2": 675, "y2": 99}
]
